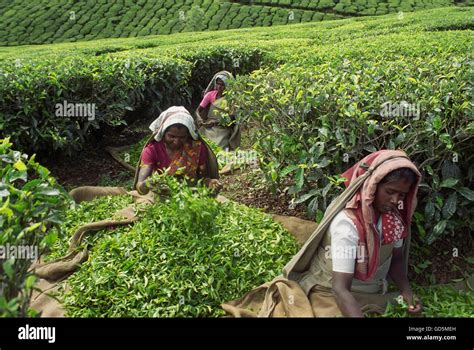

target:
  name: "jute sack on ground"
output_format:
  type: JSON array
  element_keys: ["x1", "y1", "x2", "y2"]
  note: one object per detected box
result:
[
  {"x1": 221, "y1": 276, "x2": 399, "y2": 317},
  {"x1": 29, "y1": 184, "x2": 319, "y2": 317},
  {"x1": 30, "y1": 186, "x2": 156, "y2": 316},
  {"x1": 31, "y1": 137, "x2": 218, "y2": 317}
]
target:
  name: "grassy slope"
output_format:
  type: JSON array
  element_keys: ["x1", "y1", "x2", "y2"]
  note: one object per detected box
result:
[
  {"x1": 0, "y1": 0, "x2": 342, "y2": 46},
  {"x1": 0, "y1": 0, "x2": 470, "y2": 46},
  {"x1": 0, "y1": 6, "x2": 472, "y2": 60},
  {"x1": 0, "y1": 7, "x2": 471, "y2": 156}
]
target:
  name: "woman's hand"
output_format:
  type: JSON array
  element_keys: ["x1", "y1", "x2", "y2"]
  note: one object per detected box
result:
[
  {"x1": 401, "y1": 290, "x2": 423, "y2": 315},
  {"x1": 205, "y1": 178, "x2": 222, "y2": 192},
  {"x1": 137, "y1": 165, "x2": 153, "y2": 195},
  {"x1": 389, "y1": 248, "x2": 422, "y2": 314},
  {"x1": 201, "y1": 120, "x2": 219, "y2": 128},
  {"x1": 196, "y1": 116, "x2": 204, "y2": 128},
  {"x1": 145, "y1": 178, "x2": 170, "y2": 196},
  {"x1": 137, "y1": 181, "x2": 150, "y2": 196}
]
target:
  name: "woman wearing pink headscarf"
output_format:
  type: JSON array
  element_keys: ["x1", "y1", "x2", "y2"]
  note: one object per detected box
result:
[{"x1": 223, "y1": 150, "x2": 423, "y2": 317}]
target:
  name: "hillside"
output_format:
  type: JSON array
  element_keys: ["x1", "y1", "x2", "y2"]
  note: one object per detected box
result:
[
  {"x1": 0, "y1": 0, "x2": 471, "y2": 45},
  {"x1": 1, "y1": 6, "x2": 472, "y2": 153}
]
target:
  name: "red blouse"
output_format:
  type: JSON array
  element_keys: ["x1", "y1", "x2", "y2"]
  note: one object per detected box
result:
[{"x1": 140, "y1": 140, "x2": 208, "y2": 178}]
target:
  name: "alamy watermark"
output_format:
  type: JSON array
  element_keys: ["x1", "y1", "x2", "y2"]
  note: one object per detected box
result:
[
  {"x1": 217, "y1": 150, "x2": 258, "y2": 166},
  {"x1": 18, "y1": 324, "x2": 55, "y2": 343},
  {"x1": 55, "y1": 100, "x2": 96, "y2": 121},
  {"x1": 0, "y1": 244, "x2": 38, "y2": 261},
  {"x1": 325, "y1": 244, "x2": 366, "y2": 263},
  {"x1": 380, "y1": 100, "x2": 420, "y2": 118}
]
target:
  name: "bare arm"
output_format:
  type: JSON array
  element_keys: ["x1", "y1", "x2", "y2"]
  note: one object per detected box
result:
[
  {"x1": 332, "y1": 271, "x2": 363, "y2": 317},
  {"x1": 229, "y1": 105, "x2": 237, "y2": 121},
  {"x1": 388, "y1": 247, "x2": 410, "y2": 293},
  {"x1": 136, "y1": 165, "x2": 153, "y2": 195},
  {"x1": 389, "y1": 247, "x2": 422, "y2": 314},
  {"x1": 196, "y1": 106, "x2": 207, "y2": 122}
]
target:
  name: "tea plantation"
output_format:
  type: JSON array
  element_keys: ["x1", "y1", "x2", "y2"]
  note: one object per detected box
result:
[
  {"x1": 0, "y1": 3, "x2": 472, "y2": 320},
  {"x1": 0, "y1": 0, "x2": 471, "y2": 45}
]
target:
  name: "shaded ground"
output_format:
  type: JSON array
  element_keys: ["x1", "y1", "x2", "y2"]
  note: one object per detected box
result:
[
  {"x1": 408, "y1": 231, "x2": 473, "y2": 285},
  {"x1": 38, "y1": 121, "x2": 150, "y2": 191},
  {"x1": 220, "y1": 167, "x2": 308, "y2": 219},
  {"x1": 40, "y1": 146, "x2": 130, "y2": 191}
]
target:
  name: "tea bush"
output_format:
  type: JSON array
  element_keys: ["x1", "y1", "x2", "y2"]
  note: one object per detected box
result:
[
  {"x1": 0, "y1": 46, "x2": 264, "y2": 156},
  {"x1": 227, "y1": 28, "x2": 473, "y2": 244},
  {"x1": 0, "y1": 138, "x2": 71, "y2": 316},
  {"x1": 0, "y1": 0, "x2": 350, "y2": 46}
]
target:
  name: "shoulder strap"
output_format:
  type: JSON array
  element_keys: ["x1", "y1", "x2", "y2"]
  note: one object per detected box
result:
[
  {"x1": 200, "y1": 136, "x2": 219, "y2": 180},
  {"x1": 283, "y1": 171, "x2": 371, "y2": 280}
]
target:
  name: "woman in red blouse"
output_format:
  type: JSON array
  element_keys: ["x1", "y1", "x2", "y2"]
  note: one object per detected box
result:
[{"x1": 135, "y1": 106, "x2": 221, "y2": 195}]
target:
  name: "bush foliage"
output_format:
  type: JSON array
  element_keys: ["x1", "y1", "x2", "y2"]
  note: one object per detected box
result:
[
  {"x1": 0, "y1": 138, "x2": 71, "y2": 316},
  {"x1": 227, "y1": 27, "x2": 473, "y2": 245}
]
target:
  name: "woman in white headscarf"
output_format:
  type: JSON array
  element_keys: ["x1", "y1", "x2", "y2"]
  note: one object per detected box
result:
[
  {"x1": 195, "y1": 71, "x2": 241, "y2": 150},
  {"x1": 133, "y1": 106, "x2": 220, "y2": 195}
]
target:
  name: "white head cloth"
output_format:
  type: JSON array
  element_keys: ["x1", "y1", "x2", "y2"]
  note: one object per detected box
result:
[
  {"x1": 149, "y1": 106, "x2": 198, "y2": 142},
  {"x1": 204, "y1": 71, "x2": 234, "y2": 96}
]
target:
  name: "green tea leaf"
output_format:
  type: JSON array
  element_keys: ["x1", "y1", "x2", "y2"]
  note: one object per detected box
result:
[
  {"x1": 13, "y1": 160, "x2": 27, "y2": 172},
  {"x1": 457, "y1": 187, "x2": 474, "y2": 202}
]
